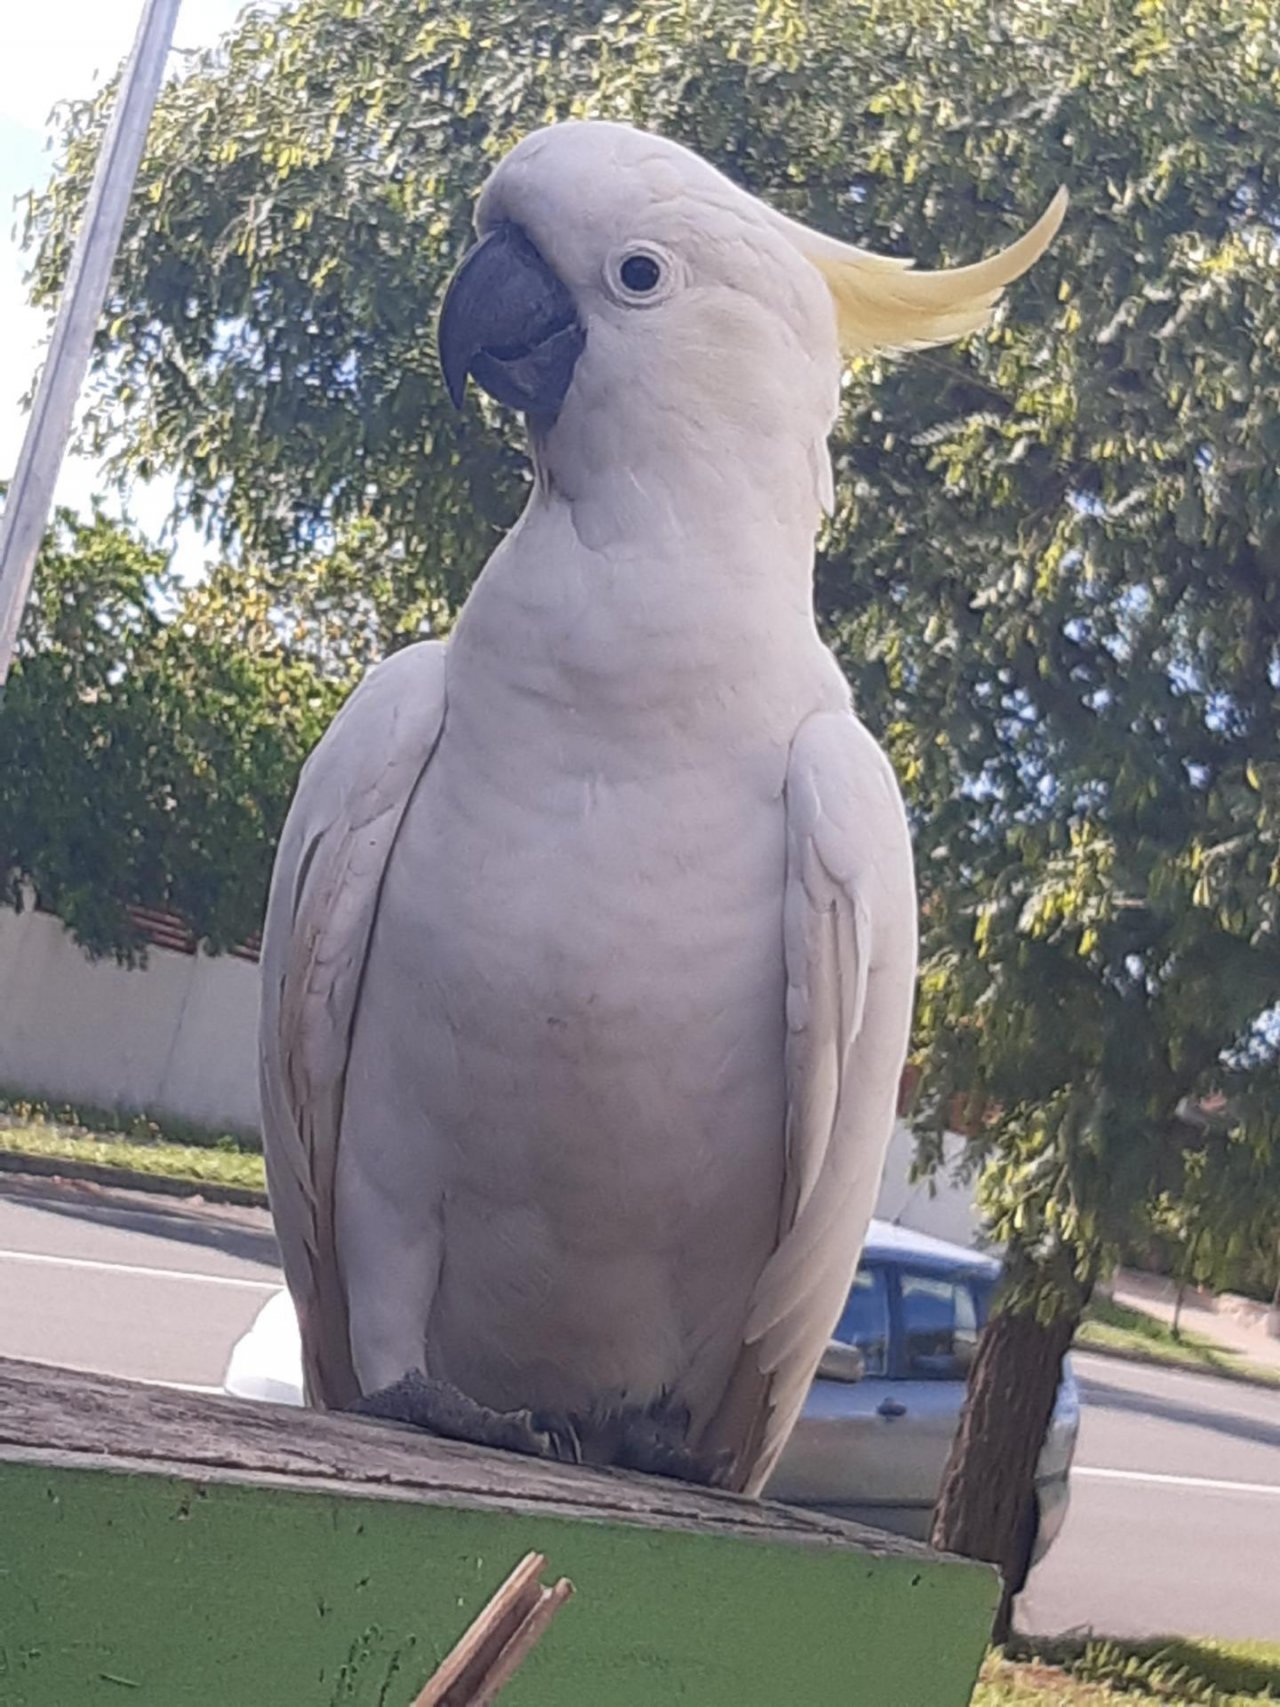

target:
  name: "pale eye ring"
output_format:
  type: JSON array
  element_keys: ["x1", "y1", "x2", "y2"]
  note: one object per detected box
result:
[{"x1": 605, "y1": 243, "x2": 678, "y2": 306}]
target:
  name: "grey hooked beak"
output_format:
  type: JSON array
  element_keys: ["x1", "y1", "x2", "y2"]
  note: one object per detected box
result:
[{"x1": 437, "y1": 222, "x2": 586, "y2": 422}]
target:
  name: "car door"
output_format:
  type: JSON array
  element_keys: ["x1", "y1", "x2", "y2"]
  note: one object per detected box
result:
[
  {"x1": 771, "y1": 1259, "x2": 979, "y2": 1539},
  {"x1": 864, "y1": 1265, "x2": 979, "y2": 1533},
  {"x1": 767, "y1": 1262, "x2": 897, "y2": 1509}
]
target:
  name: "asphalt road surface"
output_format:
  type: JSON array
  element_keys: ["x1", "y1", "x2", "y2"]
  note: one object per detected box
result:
[
  {"x1": 2, "y1": 1174, "x2": 1278, "y2": 1643},
  {"x1": 1019, "y1": 1354, "x2": 1280, "y2": 1642}
]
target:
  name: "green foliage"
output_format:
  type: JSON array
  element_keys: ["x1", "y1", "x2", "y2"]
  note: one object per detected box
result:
[
  {"x1": 0, "y1": 1086, "x2": 260, "y2": 1151},
  {"x1": 993, "y1": 1635, "x2": 1280, "y2": 1705},
  {"x1": 0, "y1": 505, "x2": 345, "y2": 957},
  {"x1": 1130, "y1": 1103, "x2": 1280, "y2": 1304},
  {"x1": 0, "y1": 1117, "x2": 266, "y2": 1195}
]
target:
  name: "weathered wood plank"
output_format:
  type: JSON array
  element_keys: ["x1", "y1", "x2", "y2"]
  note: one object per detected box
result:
[
  {"x1": 0, "y1": 1356, "x2": 919, "y2": 1553},
  {"x1": 0, "y1": 1360, "x2": 998, "y2": 1705}
]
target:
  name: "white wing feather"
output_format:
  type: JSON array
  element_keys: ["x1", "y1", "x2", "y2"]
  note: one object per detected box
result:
[
  {"x1": 258, "y1": 641, "x2": 447, "y2": 1406},
  {"x1": 713, "y1": 711, "x2": 917, "y2": 1493}
]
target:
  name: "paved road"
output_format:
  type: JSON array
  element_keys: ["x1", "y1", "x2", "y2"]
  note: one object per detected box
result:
[
  {"x1": 1019, "y1": 1353, "x2": 1280, "y2": 1642},
  {"x1": 0, "y1": 1174, "x2": 280, "y2": 1389},
  {"x1": 3, "y1": 1175, "x2": 1278, "y2": 1642}
]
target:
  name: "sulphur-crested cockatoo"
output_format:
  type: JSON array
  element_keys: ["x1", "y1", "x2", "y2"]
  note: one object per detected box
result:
[{"x1": 259, "y1": 120, "x2": 1063, "y2": 1494}]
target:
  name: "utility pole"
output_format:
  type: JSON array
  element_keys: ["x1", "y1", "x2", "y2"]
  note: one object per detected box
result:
[{"x1": 0, "y1": 0, "x2": 183, "y2": 687}]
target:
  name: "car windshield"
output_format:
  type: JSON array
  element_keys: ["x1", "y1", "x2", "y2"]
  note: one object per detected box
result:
[{"x1": 832, "y1": 1264, "x2": 890, "y2": 1375}]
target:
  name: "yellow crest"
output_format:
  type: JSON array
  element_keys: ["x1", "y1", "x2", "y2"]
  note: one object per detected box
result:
[{"x1": 775, "y1": 188, "x2": 1068, "y2": 355}]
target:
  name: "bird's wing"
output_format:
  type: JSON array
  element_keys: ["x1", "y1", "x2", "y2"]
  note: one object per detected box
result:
[
  {"x1": 709, "y1": 711, "x2": 917, "y2": 1494},
  {"x1": 258, "y1": 640, "x2": 447, "y2": 1407}
]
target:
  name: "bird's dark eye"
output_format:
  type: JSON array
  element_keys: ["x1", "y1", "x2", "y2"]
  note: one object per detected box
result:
[{"x1": 620, "y1": 253, "x2": 662, "y2": 294}]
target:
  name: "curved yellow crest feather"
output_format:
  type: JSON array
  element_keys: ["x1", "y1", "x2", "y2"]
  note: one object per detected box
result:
[{"x1": 775, "y1": 188, "x2": 1068, "y2": 355}]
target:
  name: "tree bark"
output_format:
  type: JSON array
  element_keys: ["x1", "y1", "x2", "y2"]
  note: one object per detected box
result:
[
  {"x1": 929, "y1": 1300, "x2": 1080, "y2": 1645},
  {"x1": 1173, "y1": 1228, "x2": 1203, "y2": 1342}
]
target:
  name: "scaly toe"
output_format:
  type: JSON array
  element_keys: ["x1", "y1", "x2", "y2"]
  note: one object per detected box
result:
[{"x1": 351, "y1": 1370, "x2": 570, "y2": 1462}]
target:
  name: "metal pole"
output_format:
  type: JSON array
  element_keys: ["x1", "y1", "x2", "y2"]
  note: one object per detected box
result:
[{"x1": 0, "y1": 0, "x2": 184, "y2": 687}]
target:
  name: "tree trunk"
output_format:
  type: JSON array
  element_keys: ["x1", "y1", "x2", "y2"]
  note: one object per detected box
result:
[
  {"x1": 930, "y1": 1301, "x2": 1080, "y2": 1645},
  {"x1": 1172, "y1": 1229, "x2": 1203, "y2": 1342}
]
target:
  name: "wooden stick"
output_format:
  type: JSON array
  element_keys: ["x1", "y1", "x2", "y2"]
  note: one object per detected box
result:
[{"x1": 412, "y1": 1551, "x2": 575, "y2": 1707}]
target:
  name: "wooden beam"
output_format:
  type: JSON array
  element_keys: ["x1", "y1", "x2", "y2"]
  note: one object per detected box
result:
[
  {"x1": 0, "y1": 1359, "x2": 998, "y2": 1705},
  {"x1": 0, "y1": 1357, "x2": 922, "y2": 1550}
]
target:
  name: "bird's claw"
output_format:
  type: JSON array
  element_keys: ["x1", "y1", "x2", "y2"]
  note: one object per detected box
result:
[
  {"x1": 350, "y1": 1370, "x2": 579, "y2": 1465},
  {"x1": 351, "y1": 1372, "x2": 731, "y2": 1487}
]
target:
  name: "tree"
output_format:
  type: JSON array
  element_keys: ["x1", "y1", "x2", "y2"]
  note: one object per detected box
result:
[
  {"x1": 27, "y1": 0, "x2": 1280, "y2": 1626},
  {"x1": 1, "y1": 504, "x2": 345, "y2": 957},
  {"x1": 1140, "y1": 1099, "x2": 1280, "y2": 1325}
]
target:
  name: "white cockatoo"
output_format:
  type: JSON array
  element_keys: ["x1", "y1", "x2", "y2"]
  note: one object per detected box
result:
[{"x1": 259, "y1": 120, "x2": 1064, "y2": 1494}]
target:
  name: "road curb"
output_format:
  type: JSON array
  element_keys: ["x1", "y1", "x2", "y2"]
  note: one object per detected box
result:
[
  {"x1": 1073, "y1": 1334, "x2": 1280, "y2": 1393},
  {"x1": 0, "y1": 1148, "x2": 269, "y2": 1210}
]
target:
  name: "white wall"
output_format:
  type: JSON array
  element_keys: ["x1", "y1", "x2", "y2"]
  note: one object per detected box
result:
[
  {"x1": 874, "y1": 1120, "x2": 984, "y2": 1250},
  {"x1": 0, "y1": 905, "x2": 260, "y2": 1133},
  {"x1": 0, "y1": 905, "x2": 987, "y2": 1249}
]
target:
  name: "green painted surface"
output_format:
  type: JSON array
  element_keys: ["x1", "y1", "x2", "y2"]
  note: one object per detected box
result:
[{"x1": 0, "y1": 1461, "x2": 995, "y2": 1705}]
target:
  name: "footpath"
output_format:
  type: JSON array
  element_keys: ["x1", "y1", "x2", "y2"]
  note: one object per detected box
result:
[{"x1": 1108, "y1": 1266, "x2": 1280, "y2": 1373}]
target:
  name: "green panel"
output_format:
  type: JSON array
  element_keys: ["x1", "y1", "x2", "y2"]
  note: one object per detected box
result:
[{"x1": 0, "y1": 1461, "x2": 995, "y2": 1705}]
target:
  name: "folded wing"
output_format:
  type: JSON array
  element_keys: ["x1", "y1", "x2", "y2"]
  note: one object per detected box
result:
[
  {"x1": 708, "y1": 712, "x2": 918, "y2": 1493},
  {"x1": 258, "y1": 642, "x2": 448, "y2": 1406}
]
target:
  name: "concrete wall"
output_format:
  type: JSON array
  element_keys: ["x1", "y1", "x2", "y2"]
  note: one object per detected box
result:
[
  {"x1": 0, "y1": 905, "x2": 260, "y2": 1134},
  {"x1": 0, "y1": 904, "x2": 984, "y2": 1247},
  {"x1": 875, "y1": 1119, "x2": 984, "y2": 1250}
]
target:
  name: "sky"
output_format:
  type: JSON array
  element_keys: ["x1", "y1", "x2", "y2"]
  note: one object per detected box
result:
[{"x1": 0, "y1": 1, "x2": 276, "y2": 571}]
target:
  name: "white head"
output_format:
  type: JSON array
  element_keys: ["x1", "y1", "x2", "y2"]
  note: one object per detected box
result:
[{"x1": 438, "y1": 120, "x2": 1064, "y2": 531}]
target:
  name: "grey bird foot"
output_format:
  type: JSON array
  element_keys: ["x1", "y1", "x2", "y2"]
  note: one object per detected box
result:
[
  {"x1": 350, "y1": 1369, "x2": 580, "y2": 1464},
  {"x1": 610, "y1": 1397, "x2": 736, "y2": 1489}
]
